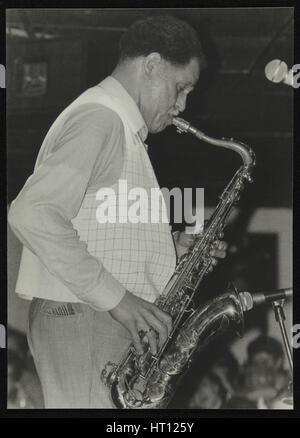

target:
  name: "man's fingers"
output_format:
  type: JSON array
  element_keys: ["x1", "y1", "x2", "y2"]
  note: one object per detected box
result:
[
  {"x1": 137, "y1": 318, "x2": 158, "y2": 355},
  {"x1": 219, "y1": 241, "x2": 228, "y2": 250},
  {"x1": 145, "y1": 329, "x2": 158, "y2": 355},
  {"x1": 214, "y1": 240, "x2": 227, "y2": 251},
  {"x1": 128, "y1": 322, "x2": 144, "y2": 355},
  {"x1": 141, "y1": 308, "x2": 169, "y2": 348},
  {"x1": 150, "y1": 306, "x2": 172, "y2": 335},
  {"x1": 210, "y1": 240, "x2": 227, "y2": 258},
  {"x1": 211, "y1": 257, "x2": 218, "y2": 266},
  {"x1": 109, "y1": 291, "x2": 172, "y2": 355},
  {"x1": 210, "y1": 249, "x2": 226, "y2": 259}
]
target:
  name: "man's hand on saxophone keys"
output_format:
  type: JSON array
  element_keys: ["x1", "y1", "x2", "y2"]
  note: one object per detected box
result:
[
  {"x1": 174, "y1": 231, "x2": 228, "y2": 264},
  {"x1": 109, "y1": 234, "x2": 228, "y2": 358},
  {"x1": 109, "y1": 290, "x2": 172, "y2": 356}
]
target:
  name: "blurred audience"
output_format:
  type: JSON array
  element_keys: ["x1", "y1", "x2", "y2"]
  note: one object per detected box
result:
[
  {"x1": 211, "y1": 350, "x2": 240, "y2": 401},
  {"x1": 186, "y1": 335, "x2": 292, "y2": 409},
  {"x1": 7, "y1": 327, "x2": 44, "y2": 409},
  {"x1": 188, "y1": 372, "x2": 227, "y2": 409},
  {"x1": 234, "y1": 335, "x2": 291, "y2": 408},
  {"x1": 225, "y1": 395, "x2": 257, "y2": 409}
]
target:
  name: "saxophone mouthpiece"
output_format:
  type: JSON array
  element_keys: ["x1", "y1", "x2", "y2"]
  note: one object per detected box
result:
[{"x1": 172, "y1": 117, "x2": 190, "y2": 133}]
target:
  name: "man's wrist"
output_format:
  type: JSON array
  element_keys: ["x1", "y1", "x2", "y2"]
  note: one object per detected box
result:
[{"x1": 80, "y1": 271, "x2": 126, "y2": 312}]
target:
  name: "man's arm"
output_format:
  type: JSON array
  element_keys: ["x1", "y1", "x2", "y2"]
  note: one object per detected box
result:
[{"x1": 8, "y1": 104, "x2": 127, "y2": 311}]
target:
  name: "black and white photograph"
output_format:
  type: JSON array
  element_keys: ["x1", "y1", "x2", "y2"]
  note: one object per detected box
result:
[{"x1": 3, "y1": 6, "x2": 296, "y2": 414}]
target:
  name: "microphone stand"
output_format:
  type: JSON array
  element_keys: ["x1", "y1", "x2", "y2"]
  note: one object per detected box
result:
[
  {"x1": 271, "y1": 299, "x2": 293, "y2": 374},
  {"x1": 271, "y1": 299, "x2": 294, "y2": 407},
  {"x1": 239, "y1": 288, "x2": 294, "y2": 406}
]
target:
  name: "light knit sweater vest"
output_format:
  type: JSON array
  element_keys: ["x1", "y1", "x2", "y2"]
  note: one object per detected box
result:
[{"x1": 15, "y1": 80, "x2": 177, "y2": 304}]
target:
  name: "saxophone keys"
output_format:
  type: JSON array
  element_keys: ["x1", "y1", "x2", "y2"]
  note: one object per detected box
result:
[
  {"x1": 208, "y1": 245, "x2": 216, "y2": 255},
  {"x1": 209, "y1": 248, "x2": 217, "y2": 256},
  {"x1": 148, "y1": 383, "x2": 166, "y2": 402},
  {"x1": 184, "y1": 305, "x2": 195, "y2": 314},
  {"x1": 125, "y1": 388, "x2": 144, "y2": 407}
]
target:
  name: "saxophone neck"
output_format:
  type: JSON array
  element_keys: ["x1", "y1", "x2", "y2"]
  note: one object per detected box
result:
[{"x1": 172, "y1": 117, "x2": 256, "y2": 168}]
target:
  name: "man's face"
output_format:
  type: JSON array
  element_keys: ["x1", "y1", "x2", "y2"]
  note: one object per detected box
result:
[
  {"x1": 191, "y1": 376, "x2": 222, "y2": 409},
  {"x1": 250, "y1": 351, "x2": 282, "y2": 370},
  {"x1": 142, "y1": 57, "x2": 200, "y2": 134}
]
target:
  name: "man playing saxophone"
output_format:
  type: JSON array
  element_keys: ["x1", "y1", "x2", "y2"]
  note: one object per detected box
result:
[{"x1": 8, "y1": 15, "x2": 227, "y2": 408}]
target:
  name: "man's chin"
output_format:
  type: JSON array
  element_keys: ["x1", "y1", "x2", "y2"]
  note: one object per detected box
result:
[
  {"x1": 150, "y1": 125, "x2": 166, "y2": 134},
  {"x1": 149, "y1": 118, "x2": 172, "y2": 134}
]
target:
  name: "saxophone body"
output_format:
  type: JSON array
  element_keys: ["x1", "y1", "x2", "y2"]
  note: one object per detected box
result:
[{"x1": 101, "y1": 117, "x2": 256, "y2": 409}]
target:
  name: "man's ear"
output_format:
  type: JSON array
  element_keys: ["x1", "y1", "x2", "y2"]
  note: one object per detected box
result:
[{"x1": 143, "y1": 52, "x2": 162, "y2": 78}]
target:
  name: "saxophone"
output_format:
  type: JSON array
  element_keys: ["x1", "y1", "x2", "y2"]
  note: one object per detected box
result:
[{"x1": 101, "y1": 117, "x2": 256, "y2": 409}]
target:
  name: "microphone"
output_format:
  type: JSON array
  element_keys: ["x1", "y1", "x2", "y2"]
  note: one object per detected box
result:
[
  {"x1": 265, "y1": 59, "x2": 294, "y2": 87},
  {"x1": 239, "y1": 287, "x2": 292, "y2": 312}
]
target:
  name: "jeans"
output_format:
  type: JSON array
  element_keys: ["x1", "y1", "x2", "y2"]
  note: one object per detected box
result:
[{"x1": 27, "y1": 298, "x2": 132, "y2": 408}]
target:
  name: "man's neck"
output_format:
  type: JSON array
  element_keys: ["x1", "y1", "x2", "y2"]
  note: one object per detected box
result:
[{"x1": 111, "y1": 61, "x2": 141, "y2": 110}]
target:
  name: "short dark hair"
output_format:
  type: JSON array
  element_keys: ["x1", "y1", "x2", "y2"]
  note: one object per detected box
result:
[
  {"x1": 119, "y1": 15, "x2": 205, "y2": 67},
  {"x1": 247, "y1": 336, "x2": 284, "y2": 361}
]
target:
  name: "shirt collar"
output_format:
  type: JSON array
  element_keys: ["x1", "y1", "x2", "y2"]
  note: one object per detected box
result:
[{"x1": 97, "y1": 76, "x2": 148, "y2": 142}]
